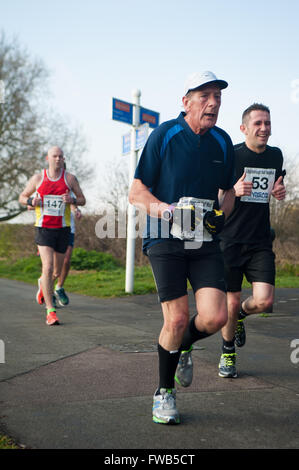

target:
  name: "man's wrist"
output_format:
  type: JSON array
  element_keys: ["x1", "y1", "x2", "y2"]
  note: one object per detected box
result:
[
  {"x1": 72, "y1": 196, "x2": 77, "y2": 205},
  {"x1": 162, "y1": 204, "x2": 175, "y2": 221},
  {"x1": 27, "y1": 197, "x2": 33, "y2": 207}
]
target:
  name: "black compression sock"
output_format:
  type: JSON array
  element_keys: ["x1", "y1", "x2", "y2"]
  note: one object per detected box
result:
[
  {"x1": 157, "y1": 344, "x2": 181, "y2": 390},
  {"x1": 180, "y1": 315, "x2": 212, "y2": 350},
  {"x1": 239, "y1": 307, "x2": 249, "y2": 320},
  {"x1": 222, "y1": 338, "x2": 235, "y2": 354}
]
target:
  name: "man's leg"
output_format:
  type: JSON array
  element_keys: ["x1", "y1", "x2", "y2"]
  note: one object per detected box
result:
[
  {"x1": 38, "y1": 245, "x2": 55, "y2": 309},
  {"x1": 176, "y1": 287, "x2": 228, "y2": 386},
  {"x1": 222, "y1": 291, "x2": 241, "y2": 343},
  {"x1": 53, "y1": 246, "x2": 72, "y2": 306},
  {"x1": 242, "y1": 282, "x2": 274, "y2": 314},
  {"x1": 56, "y1": 245, "x2": 73, "y2": 288},
  {"x1": 37, "y1": 246, "x2": 59, "y2": 325},
  {"x1": 237, "y1": 245, "x2": 276, "y2": 338},
  {"x1": 158, "y1": 295, "x2": 189, "y2": 389},
  {"x1": 147, "y1": 241, "x2": 188, "y2": 424},
  {"x1": 152, "y1": 296, "x2": 189, "y2": 425},
  {"x1": 53, "y1": 250, "x2": 67, "y2": 286},
  {"x1": 219, "y1": 291, "x2": 240, "y2": 377}
]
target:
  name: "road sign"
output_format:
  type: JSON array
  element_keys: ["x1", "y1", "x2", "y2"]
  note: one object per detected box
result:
[
  {"x1": 122, "y1": 132, "x2": 131, "y2": 155},
  {"x1": 122, "y1": 123, "x2": 149, "y2": 155},
  {"x1": 136, "y1": 123, "x2": 149, "y2": 149},
  {"x1": 140, "y1": 106, "x2": 159, "y2": 128},
  {"x1": 112, "y1": 90, "x2": 159, "y2": 293},
  {"x1": 112, "y1": 97, "x2": 133, "y2": 125}
]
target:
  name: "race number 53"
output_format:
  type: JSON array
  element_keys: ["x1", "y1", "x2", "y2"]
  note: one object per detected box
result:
[
  {"x1": 241, "y1": 167, "x2": 275, "y2": 203},
  {"x1": 252, "y1": 176, "x2": 270, "y2": 190}
]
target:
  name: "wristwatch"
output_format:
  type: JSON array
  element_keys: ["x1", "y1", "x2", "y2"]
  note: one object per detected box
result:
[{"x1": 162, "y1": 205, "x2": 175, "y2": 221}]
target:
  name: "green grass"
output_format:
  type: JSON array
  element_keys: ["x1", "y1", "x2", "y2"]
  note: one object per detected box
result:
[
  {"x1": 0, "y1": 254, "x2": 299, "y2": 297},
  {"x1": 0, "y1": 254, "x2": 157, "y2": 297}
]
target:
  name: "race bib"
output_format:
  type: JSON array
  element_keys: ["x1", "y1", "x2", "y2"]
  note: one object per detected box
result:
[
  {"x1": 43, "y1": 195, "x2": 65, "y2": 216},
  {"x1": 171, "y1": 197, "x2": 214, "y2": 247},
  {"x1": 241, "y1": 167, "x2": 275, "y2": 203}
]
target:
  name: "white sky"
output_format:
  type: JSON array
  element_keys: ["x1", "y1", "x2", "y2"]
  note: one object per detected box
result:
[{"x1": 2, "y1": 0, "x2": 299, "y2": 207}]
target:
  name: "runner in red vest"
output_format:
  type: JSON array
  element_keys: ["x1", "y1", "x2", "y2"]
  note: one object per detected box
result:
[{"x1": 19, "y1": 146, "x2": 86, "y2": 326}]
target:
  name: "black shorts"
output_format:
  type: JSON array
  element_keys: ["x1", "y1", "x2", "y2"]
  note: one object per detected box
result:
[
  {"x1": 35, "y1": 227, "x2": 71, "y2": 254},
  {"x1": 147, "y1": 240, "x2": 226, "y2": 303},
  {"x1": 220, "y1": 242, "x2": 275, "y2": 292}
]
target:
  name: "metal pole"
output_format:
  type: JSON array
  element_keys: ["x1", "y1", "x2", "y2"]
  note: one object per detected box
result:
[{"x1": 125, "y1": 89, "x2": 141, "y2": 293}]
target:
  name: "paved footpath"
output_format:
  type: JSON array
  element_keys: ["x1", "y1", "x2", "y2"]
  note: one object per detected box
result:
[{"x1": 0, "y1": 278, "x2": 298, "y2": 451}]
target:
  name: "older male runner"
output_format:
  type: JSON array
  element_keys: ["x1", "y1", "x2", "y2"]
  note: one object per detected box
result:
[{"x1": 129, "y1": 71, "x2": 236, "y2": 424}]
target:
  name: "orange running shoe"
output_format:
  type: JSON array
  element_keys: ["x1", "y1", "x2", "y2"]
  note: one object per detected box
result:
[
  {"x1": 36, "y1": 277, "x2": 45, "y2": 305},
  {"x1": 46, "y1": 309, "x2": 60, "y2": 326}
]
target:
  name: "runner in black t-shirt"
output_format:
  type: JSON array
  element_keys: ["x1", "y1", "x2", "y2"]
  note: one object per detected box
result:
[{"x1": 218, "y1": 103, "x2": 286, "y2": 378}]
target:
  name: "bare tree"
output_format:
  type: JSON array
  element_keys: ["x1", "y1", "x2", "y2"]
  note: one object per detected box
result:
[
  {"x1": 96, "y1": 158, "x2": 129, "y2": 213},
  {"x1": 0, "y1": 32, "x2": 92, "y2": 221},
  {"x1": 270, "y1": 154, "x2": 299, "y2": 242}
]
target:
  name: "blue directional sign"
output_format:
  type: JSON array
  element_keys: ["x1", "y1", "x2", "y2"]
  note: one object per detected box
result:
[
  {"x1": 112, "y1": 98, "x2": 133, "y2": 125},
  {"x1": 122, "y1": 124, "x2": 149, "y2": 155},
  {"x1": 140, "y1": 106, "x2": 160, "y2": 129},
  {"x1": 136, "y1": 123, "x2": 149, "y2": 150},
  {"x1": 122, "y1": 132, "x2": 131, "y2": 155}
]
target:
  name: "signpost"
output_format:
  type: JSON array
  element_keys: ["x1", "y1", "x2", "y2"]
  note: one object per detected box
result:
[
  {"x1": 122, "y1": 123, "x2": 149, "y2": 155},
  {"x1": 112, "y1": 90, "x2": 159, "y2": 293}
]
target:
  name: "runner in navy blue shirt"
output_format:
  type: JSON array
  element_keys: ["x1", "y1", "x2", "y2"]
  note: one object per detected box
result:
[{"x1": 129, "y1": 71, "x2": 236, "y2": 424}]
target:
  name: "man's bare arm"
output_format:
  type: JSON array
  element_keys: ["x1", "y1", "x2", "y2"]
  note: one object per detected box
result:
[
  {"x1": 65, "y1": 173, "x2": 86, "y2": 206},
  {"x1": 19, "y1": 173, "x2": 42, "y2": 207},
  {"x1": 218, "y1": 187, "x2": 235, "y2": 219},
  {"x1": 129, "y1": 178, "x2": 169, "y2": 218}
]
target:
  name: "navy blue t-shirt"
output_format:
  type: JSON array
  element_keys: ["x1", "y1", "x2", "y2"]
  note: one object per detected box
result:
[{"x1": 134, "y1": 112, "x2": 236, "y2": 251}]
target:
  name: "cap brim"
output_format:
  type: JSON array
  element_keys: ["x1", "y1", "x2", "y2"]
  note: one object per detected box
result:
[{"x1": 186, "y1": 79, "x2": 228, "y2": 94}]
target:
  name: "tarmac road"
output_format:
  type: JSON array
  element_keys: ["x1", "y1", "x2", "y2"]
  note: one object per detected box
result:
[{"x1": 0, "y1": 278, "x2": 298, "y2": 450}]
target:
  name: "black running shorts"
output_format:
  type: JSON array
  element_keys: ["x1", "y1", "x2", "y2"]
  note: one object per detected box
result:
[
  {"x1": 147, "y1": 240, "x2": 226, "y2": 303},
  {"x1": 220, "y1": 242, "x2": 275, "y2": 292},
  {"x1": 35, "y1": 227, "x2": 71, "y2": 254}
]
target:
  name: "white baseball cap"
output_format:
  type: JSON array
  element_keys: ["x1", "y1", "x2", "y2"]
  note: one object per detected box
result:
[{"x1": 184, "y1": 71, "x2": 228, "y2": 95}]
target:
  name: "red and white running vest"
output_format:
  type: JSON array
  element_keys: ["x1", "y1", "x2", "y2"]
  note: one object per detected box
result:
[{"x1": 35, "y1": 169, "x2": 71, "y2": 228}]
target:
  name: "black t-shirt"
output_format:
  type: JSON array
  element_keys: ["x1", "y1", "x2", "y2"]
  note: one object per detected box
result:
[{"x1": 220, "y1": 142, "x2": 284, "y2": 245}]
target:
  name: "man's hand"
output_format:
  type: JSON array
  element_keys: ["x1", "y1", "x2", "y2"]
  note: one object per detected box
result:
[
  {"x1": 29, "y1": 195, "x2": 42, "y2": 207},
  {"x1": 271, "y1": 175, "x2": 286, "y2": 201},
  {"x1": 203, "y1": 209, "x2": 225, "y2": 235},
  {"x1": 62, "y1": 189, "x2": 73, "y2": 204},
  {"x1": 234, "y1": 172, "x2": 253, "y2": 197}
]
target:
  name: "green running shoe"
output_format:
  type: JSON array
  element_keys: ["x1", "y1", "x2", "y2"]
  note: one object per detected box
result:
[
  {"x1": 55, "y1": 287, "x2": 69, "y2": 306},
  {"x1": 218, "y1": 353, "x2": 237, "y2": 378},
  {"x1": 175, "y1": 346, "x2": 193, "y2": 387},
  {"x1": 152, "y1": 388, "x2": 180, "y2": 424},
  {"x1": 235, "y1": 318, "x2": 246, "y2": 347}
]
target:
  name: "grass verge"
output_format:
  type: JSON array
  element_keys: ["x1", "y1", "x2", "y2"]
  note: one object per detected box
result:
[{"x1": 0, "y1": 255, "x2": 299, "y2": 296}]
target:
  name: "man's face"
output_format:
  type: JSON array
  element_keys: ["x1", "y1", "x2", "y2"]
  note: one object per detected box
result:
[
  {"x1": 183, "y1": 85, "x2": 222, "y2": 133},
  {"x1": 241, "y1": 110, "x2": 271, "y2": 150},
  {"x1": 46, "y1": 147, "x2": 64, "y2": 170}
]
